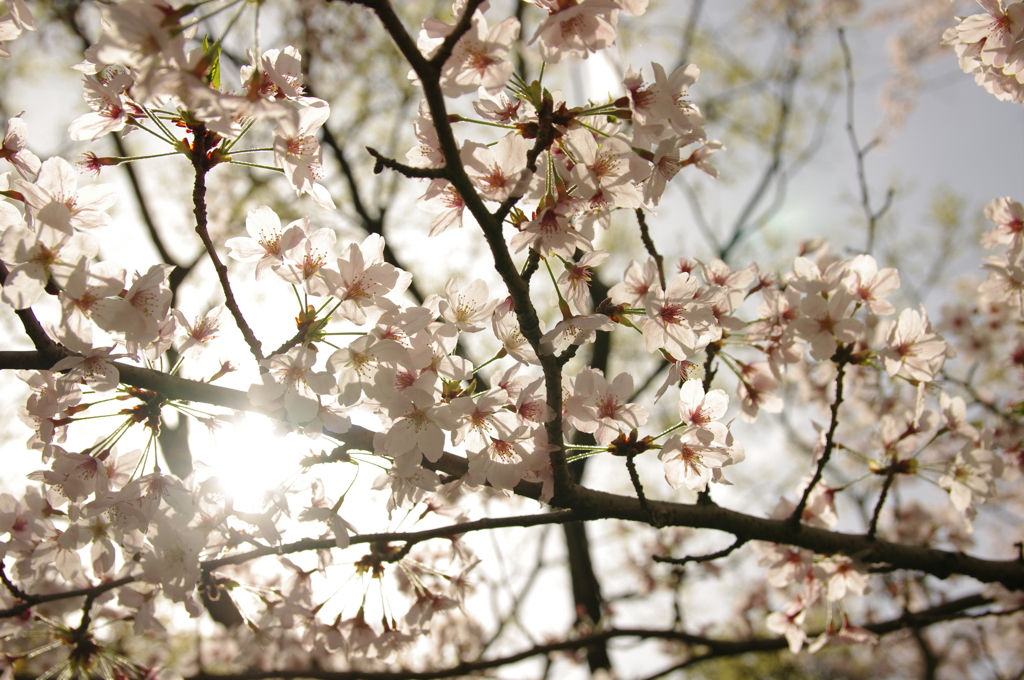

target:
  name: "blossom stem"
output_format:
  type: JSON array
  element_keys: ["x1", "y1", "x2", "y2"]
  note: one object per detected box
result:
[
  {"x1": 224, "y1": 147, "x2": 274, "y2": 154},
  {"x1": 139, "y1": 105, "x2": 178, "y2": 144},
  {"x1": 565, "y1": 450, "x2": 604, "y2": 463},
  {"x1": 227, "y1": 160, "x2": 285, "y2": 172},
  {"x1": 449, "y1": 115, "x2": 517, "y2": 131},
  {"x1": 130, "y1": 120, "x2": 178, "y2": 146},
  {"x1": 471, "y1": 352, "x2": 505, "y2": 373},
  {"x1": 221, "y1": 118, "x2": 256, "y2": 152},
  {"x1": 191, "y1": 0, "x2": 246, "y2": 30}
]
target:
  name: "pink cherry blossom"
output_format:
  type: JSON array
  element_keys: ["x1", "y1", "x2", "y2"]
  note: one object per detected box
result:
[
  {"x1": 226, "y1": 205, "x2": 305, "y2": 281},
  {"x1": 439, "y1": 12, "x2": 519, "y2": 97},
  {"x1": 17, "y1": 156, "x2": 117, "y2": 234},
  {"x1": 461, "y1": 133, "x2": 529, "y2": 203},
  {"x1": 529, "y1": 0, "x2": 621, "y2": 63},
  {"x1": 880, "y1": 308, "x2": 947, "y2": 382},
  {"x1": 273, "y1": 99, "x2": 335, "y2": 210},
  {"x1": 564, "y1": 368, "x2": 648, "y2": 445},
  {"x1": 91, "y1": 263, "x2": 173, "y2": 345},
  {"x1": 658, "y1": 428, "x2": 732, "y2": 492},
  {"x1": 248, "y1": 346, "x2": 336, "y2": 425},
  {"x1": 0, "y1": 116, "x2": 39, "y2": 178}
]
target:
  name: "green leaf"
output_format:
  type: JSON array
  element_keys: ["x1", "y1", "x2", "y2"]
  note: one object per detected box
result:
[{"x1": 202, "y1": 35, "x2": 222, "y2": 90}]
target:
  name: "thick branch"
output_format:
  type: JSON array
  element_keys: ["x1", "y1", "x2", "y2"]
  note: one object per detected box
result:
[
  {"x1": 2, "y1": 350, "x2": 1022, "y2": 589},
  {"x1": 359, "y1": 0, "x2": 572, "y2": 501}
]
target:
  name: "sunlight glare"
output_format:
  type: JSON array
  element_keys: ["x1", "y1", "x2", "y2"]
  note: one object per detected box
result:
[{"x1": 192, "y1": 413, "x2": 311, "y2": 513}]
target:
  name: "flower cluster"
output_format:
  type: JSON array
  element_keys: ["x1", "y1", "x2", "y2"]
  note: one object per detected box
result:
[
  {"x1": 1, "y1": 0, "x2": 1024, "y2": 675},
  {"x1": 944, "y1": 0, "x2": 1024, "y2": 103}
]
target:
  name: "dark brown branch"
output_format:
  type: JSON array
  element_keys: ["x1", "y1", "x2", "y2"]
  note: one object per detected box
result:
[
  {"x1": 366, "y1": 146, "x2": 446, "y2": 179},
  {"x1": 189, "y1": 123, "x2": 264, "y2": 363},
  {"x1": 642, "y1": 594, "x2": 996, "y2": 680},
  {"x1": 204, "y1": 510, "x2": 578, "y2": 571},
  {"x1": 0, "y1": 576, "x2": 134, "y2": 619},
  {"x1": 636, "y1": 208, "x2": 666, "y2": 290},
  {"x1": 654, "y1": 536, "x2": 748, "y2": 566},
  {"x1": 0, "y1": 261, "x2": 57, "y2": 351},
  {"x1": 5, "y1": 350, "x2": 1024, "y2": 588},
  {"x1": 179, "y1": 593, "x2": 999, "y2": 680},
  {"x1": 868, "y1": 469, "x2": 897, "y2": 540},
  {"x1": 790, "y1": 345, "x2": 850, "y2": 524},
  {"x1": 428, "y1": 0, "x2": 488, "y2": 70},
  {"x1": 625, "y1": 451, "x2": 654, "y2": 522}
]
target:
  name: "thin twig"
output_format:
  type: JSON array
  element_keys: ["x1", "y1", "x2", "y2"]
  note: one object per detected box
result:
[
  {"x1": 366, "y1": 146, "x2": 446, "y2": 179},
  {"x1": 867, "y1": 469, "x2": 897, "y2": 539},
  {"x1": 178, "y1": 594, "x2": 998, "y2": 680},
  {"x1": 838, "y1": 27, "x2": 894, "y2": 255},
  {"x1": 189, "y1": 123, "x2": 264, "y2": 362},
  {"x1": 789, "y1": 346, "x2": 850, "y2": 524},
  {"x1": 654, "y1": 536, "x2": 748, "y2": 566},
  {"x1": 636, "y1": 208, "x2": 666, "y2": 290}
]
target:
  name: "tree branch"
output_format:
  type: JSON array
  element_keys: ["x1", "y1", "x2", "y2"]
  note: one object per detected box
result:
[{"x1": 189, "y1": 123, "x2": 264, "y2": 363}]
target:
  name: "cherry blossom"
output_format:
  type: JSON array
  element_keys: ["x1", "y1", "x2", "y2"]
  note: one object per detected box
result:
[
  {"x1": 557, "y1": 249, "x2": 608, "y2": 313},
  {"x1": 0, "y1": 116, "x2": 39, "y2": 178},
  {"x1": 788, "y1": 289, "x2": 863, "y2": 362},
  {"x1": 381, "y1": 387, "x2": 451, "y2": 463},
  {"x1": 68, "y1": 68, "x2": 140, "y2": 142},
  {"x1": 248, "y1": 347, "x2": 337, "y2": 425},
  {"x1": 441, "y1": 277, "x2": 499, "y2": 332},
  {"x1": 982, "y1": 196, "x2": 1024, "y2": 250},
  {"x1": 938, "y1": 440, "x2": 1004, "y2": 517},
  {"x1": 529, "y1": 0, "x2": 623, "y2": 63},
  {"x1": 91, "y1": 263, "x2": 173, "y2": 345},
  {"x1": 639, "y1": 273, "x2": 718, "y2": 358},
  {"x1": 880, "y1": 307, "x2": 947, "y2": 382},
  {"x1": 172, "y1": 305, "x2": 226, "y2": 359},
  {"x1": 59, "y1": 259, "x2": 125, "y2": 347},
  {"x1": 324, "y1": 234, "x2": 407, "y2": 324},
  {"x1": 608, "y1": 257, "x2": 659, "y2": 307},
  {"x1": 446, "y1": 389, "x2": 519, "y2": 451},
  {"x1": 417, "y1": 179, "x2": 467, "y2": 236},
  {"x1": 273, "y1": 99, "x2": 336, "y2": 210},
  {"x1": 510, "y1": 194, "x2": 593, "y2": 257},
  {"x1": 491, "y1": 299, "x2": 539, "y2": 365},
  {"x1": 658, "y1": 428, "x2": 733, "y2": 492},
  {"x1": 564, "y1": 368, "x2": 648, "y2": 444},
  {"x1": 461, "y1": 133, "x2": 529, "y2": 203},
  {"x1": 17, "y1": 156, "x2": 117, "y2": 234},
  {"x1": 467, "y1": 425, "x2": 534, "y2": 490},
  {"x1": 226, "y1": 205, "x2": 306, "y2": 281},
  {"x1": 438, "y1": 12, "x2": 519, "y2": 97},
  {"x1": 0, "y1": 220, "x2": 98, "y2": 310},
  {"x1": 277, "y1": 219, "x2": 336, "y2": 296}
]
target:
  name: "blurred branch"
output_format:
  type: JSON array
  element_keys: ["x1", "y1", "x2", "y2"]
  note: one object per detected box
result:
[
  {"x1": 176, "y1": 593, "x2": 1002, "y2": 680},
  {"x1": 838, "y1": 28, "x2": 894, "y2": 255},
  {"x1": 675, "y1": 0, "x2": 705, "y2": 72}
]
